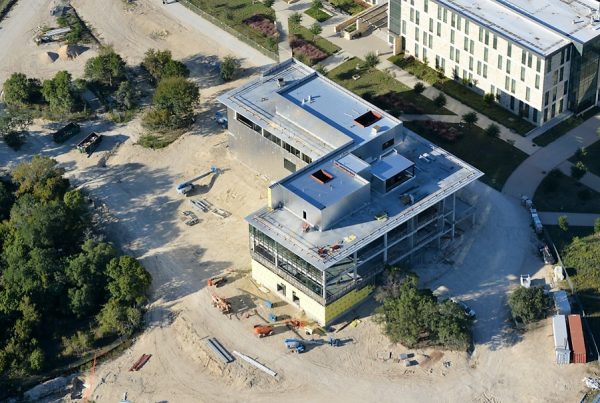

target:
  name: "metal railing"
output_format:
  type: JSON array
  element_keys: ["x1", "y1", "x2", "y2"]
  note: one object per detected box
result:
[{"x1": 178, "y1": 0, "x2": 280, "y2": 62}]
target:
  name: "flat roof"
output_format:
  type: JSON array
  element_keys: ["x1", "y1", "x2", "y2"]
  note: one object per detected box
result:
[
  {"x1": 498, "y1": 0, "x2": 600, "y2": 45},
  {"x1": 247, "y1": 127, "x2": 483, "y2": 271},
  {"x1": 370, "y1": 150, "x2": 414, "y2": 181},
  {"x1": 285, "y1": 159, "x2": 369, "y2": 210},
  {"x1": 439, "y1": 0, "x2": 569, "y2": 55}
]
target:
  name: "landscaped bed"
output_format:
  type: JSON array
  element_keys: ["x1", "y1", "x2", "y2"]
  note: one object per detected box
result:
[
  {"x1": 244, "y1": 15, "x2": 278, "y2": 37},
  {"x1": 326, "y1": 57, "x2": 453, "y2": 116},
  {"x1": 305, "y1": 6, "x2": 332, "y2": 22},
  {"x1": 185, "y1": 0, "x2": 278, "y2": 52},
  {"x1": 569, "y1": 139, "x2": 600, "y2": 178},
  {"x1": 389, "y1": 55, "x2": 536, "y2": 135},
  {"x1": 290, "y1": 36, "x2": 327, "y2": 64},
  {"x1": 330, "y1": 0, "x2": 368, "y2": 15},
  {"x1": 288, "y1": 20, "x2": 339, "y2": 65},
  {"x1": 533, "y1": 170, "x2": 600, "y2": 214},
  {"x1": 404, "y1": 120, "x2": 528, "y2": 190}
]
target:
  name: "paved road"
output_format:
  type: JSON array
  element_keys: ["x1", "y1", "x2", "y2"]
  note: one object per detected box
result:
[
  {"x1": 538, "y1": 212, "x2": 600, "y2": 227},
  {"x1": 502, "y1": 114, "x2": 600, "y2": 199}
]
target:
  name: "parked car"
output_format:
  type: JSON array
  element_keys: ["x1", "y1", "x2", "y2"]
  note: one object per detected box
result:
[{"x1": 452, "y1": 298, "x2": 476, "y2": 317}]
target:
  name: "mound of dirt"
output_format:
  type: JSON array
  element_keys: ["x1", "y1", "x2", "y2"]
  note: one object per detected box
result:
[
  {"x1": 39, "y1": 51, "x2": 59, "y2": 64},
  {"x1": 58, "y1": 44, "x2": 80, "y2": 60}
]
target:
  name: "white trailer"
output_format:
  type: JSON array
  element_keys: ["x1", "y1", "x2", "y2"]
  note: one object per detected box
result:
[{"x1": 552, "y1": 315, "x2": 570, "y2": 365}]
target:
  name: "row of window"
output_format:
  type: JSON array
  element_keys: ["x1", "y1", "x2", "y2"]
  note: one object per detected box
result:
[{"x1": 236, "y1": 112, "x2": 312, "y2": 164}]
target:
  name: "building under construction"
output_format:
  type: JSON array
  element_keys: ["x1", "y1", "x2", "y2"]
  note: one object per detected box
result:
[{"x1": 218, "y1": 59, "x2": 483, "y2": 325}]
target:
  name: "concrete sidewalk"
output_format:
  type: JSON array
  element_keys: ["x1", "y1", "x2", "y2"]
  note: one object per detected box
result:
[
  {"x1": 538, "y1": 212, "x2": 600, "y2": 227},
  {"x1": 557, "y1": 161, "x2": 600, "y2": 193},
  {"x1": 503, "y1": 114, "x2": 600, "y2": 199}
]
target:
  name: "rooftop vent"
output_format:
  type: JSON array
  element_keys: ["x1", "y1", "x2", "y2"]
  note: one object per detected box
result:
[
  {"x1": 354, "y1": 110, "x2": 382, "y2": 127},
  {"x1": 371, "y1": 124, "x2": 382, "y2": 135},
  {"x1": 277, "y1": 77, "x2": 285, "y2": 88},
  {"x1": 311, "y1": 169, "x2": 334, "y2": 184}
]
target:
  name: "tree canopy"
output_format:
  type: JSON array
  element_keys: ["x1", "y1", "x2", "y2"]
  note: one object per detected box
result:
[
  {"x1": 508, "y1": 286, "x2": 549, "y2": 324},
  {"x1": 41, "y1": 71, "x2": 77, "y2": 114},
  {"x1": 143, "y1": 76, "x2": 199, "y2": 130},
  {"x1": 2, "y1": 73, "x2": 42, "y2": 107},
  {"x1": 379, "y1": 274, "x2": 471, "y2": 350},
  {"x1": 11, "y1": 155, "x2": 69, "y2": 202},
  {"x1": 84, "y1": 46, "x2": 126, "y2": 87},
  {"x1": 142, "y1": 49, "x2": 189, "y2": 83}
]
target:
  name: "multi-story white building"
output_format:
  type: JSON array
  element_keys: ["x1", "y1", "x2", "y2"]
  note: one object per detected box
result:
[{"x1": 388, "y1": 0, "x2": 600, "y2": 126}]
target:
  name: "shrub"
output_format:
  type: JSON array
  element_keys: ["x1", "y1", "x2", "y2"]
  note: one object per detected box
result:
[
  {"x1": 2, "y1": 73, "x2": 42, "y2": 107},
  {"x1": 263, "y1": 0, "x2": 275, "y2": 6},
  {"x1": 571, "y1": 161, "x2": 587, "y2": 180},
  {"x1": 142, "y1": 49, "x2": 189, "y2": 84},
  {"x1": 575, "y1": 147, "x2": 588, "y2": 161},
  {"x1": 309, "y1": 22, "x2": 322, "y2": 36},
  {"x1": 289, "y1": 12, "x2": 303, "y2": 26},
  {"x1": 220, "y1": 56, "x2": 240, "y2": 82},
  {"x1": 595, "y1": 217, "x2": 600, "y2": 234},
  {"x1": 244, "y1": 15, "x2": 278, "y2": 37},
  {"x1": 485, "y1": 123, "x2": 500, "y2": 138},
  {"x1": 364, "y1": 52, "x2": 380, "y2": 68},
  {"x1": 413, "y1": 82, "x2": 425, "y2": 95},
  {"x1": 433, "y1": 93, "x2": 446, "y2": 107},
  {"x1": 462, "y1": 111, "x2": 478, "y2": 126},
  {"x1": 558, "y1": 215, "x2": 569, "y2": 231},
  {"x1": 483, "y1": 93, "x2": 495, "y2": 105},
  {"x1": 508, "y1": 286, "x2": 549, "y2": 324}
]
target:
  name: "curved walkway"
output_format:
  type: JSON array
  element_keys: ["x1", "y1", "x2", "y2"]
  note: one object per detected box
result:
[{"x1": 502, "y1": 114, "x2": 600, "y2": 199}]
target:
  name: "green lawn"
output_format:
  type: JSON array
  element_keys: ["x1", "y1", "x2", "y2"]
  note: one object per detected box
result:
[
  {"x1": 404, "y1": 121, "x2": 527, "y2": 190},
  {"x1": 533, "y1": 107, "x2": 600, "y2": 147},
  {"x1": 330, "y1": 0, "x2": 367, "y2": 15},
  {"x1": 534, "y1": 171, "x2": 600, "y2": 214},
  {"x1": 326, "y1": 57, "x2": 453, "y2": 116},
  {"x1": 305, "y1": 6, "x2": 331, "y2": 22},
  {"x1": 569, "y1": 139, "x2": 600, "y2": 178},
  {"x1": 289, "y1": 21, "x2": 340, "y2": 56},
  {"x1": 185, "y1": 0, "x2": 277, "y2": 52},
  {"x1": 389, "y1": 55, "x2": 536, "y2": 135}
]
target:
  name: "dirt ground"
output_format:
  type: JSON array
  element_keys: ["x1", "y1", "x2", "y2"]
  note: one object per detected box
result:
[{"x1": 0, "y1": 1, "x2": 596, "y2": 402}]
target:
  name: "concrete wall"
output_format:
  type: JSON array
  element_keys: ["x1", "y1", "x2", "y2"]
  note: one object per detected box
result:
[
  {"x1": 227, "y1": 108, "x2": 307, "y2": 180},
  {"x1": 351, "y1": 125, "x2": 401, "y2": 162},
  {"x1": 320, "y1": 182, "x2": 371, "y2": 230}
]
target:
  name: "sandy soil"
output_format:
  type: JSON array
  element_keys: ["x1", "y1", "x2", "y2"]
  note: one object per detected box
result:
[{"x1": 0, "y1": 1, "x2": 596, "y2": 402}]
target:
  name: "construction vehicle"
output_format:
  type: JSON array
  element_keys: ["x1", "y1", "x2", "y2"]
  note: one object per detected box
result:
[
  {"x1": 253, "y1": 325, "x2": 274, "y2": 338},
  {"x1": 284, "y1": 339, "x2": 306, "y2": 353},
  {"x1": 211, "y1": 293, "x2": 232, "y2": 314},
  {"x1": 52, "y1": 122, "x2": 80, "y2": 143},
  {"x1": 76, "y1": 132, "x2": 102, "y2": 154},
  {"x1": 176, "y1": 166, "x2": 219, "y2": 195},
  {"x1": 207, "y1": 276, "x2": 226, "y2": 287}
]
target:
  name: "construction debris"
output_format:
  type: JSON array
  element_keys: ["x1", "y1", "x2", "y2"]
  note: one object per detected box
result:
[
  {"x1": 206, "y1": 337, "x2": 234, "y2": 363},
  {"x1": 211, "y1": 293, "x2": 232, "y2": 314},
  {"x1": 129, "y1": 354, "x2": 152, "y2": 371},
  {"x1": 232, "y1": 351, "x2": 277, "y2": 377}
]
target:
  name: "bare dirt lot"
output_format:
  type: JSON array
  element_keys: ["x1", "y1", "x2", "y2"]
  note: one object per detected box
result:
[{"x1": 0, "y1": 0, "x2": 596, "y2": 402}]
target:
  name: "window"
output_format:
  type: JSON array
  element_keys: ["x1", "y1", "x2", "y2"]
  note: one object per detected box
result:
[
  {"x1": 415, "y1": 27, "x2": 419, "y2": 41},
  {"x1": 410, "y1": 8, "x2": 414, "y2": 22},
  {"x1": 277, "y1": 283, "x2": 286, "y2": 296},
  {"x1": 484, "y1": 30, "x2": 489, "y2": 45},
  {"x1": 437, "y1": 22, "x2": 441, "y2": 36},
  {"x1": 543, "y1": 108, "x2": 548, "y2": 122},
  {"x1": 520, "y1": 66, "x2": 525, "y2": 81},
  {"x1": 493, "y1": 34, "x2": 497, "y2": 49},
  {"x1": 428, "y1": 34, "x2": 432, "y2": 48},
  {"x1": 559, "y1": 66, "x2": 564, "y2": 82},
  {"x1": 521, "y1": 51, "x2": 526, "y2": 65},
  {"x1": 559, "y1": 98, "x2": 564, "y2": 113},
  {"x1": 566, "y1": 46, "x2": 571, "y2": 62},
  {"x1": 546, "y1": 57, "x2": 552, "y2": 73},
  {"x1": 429, "y1": 18, "x2": 433, "y2": 32},
  {"x1": 423, "y1": 32, "x2": 427, "y2": 46},
  {"x1": 478, "y1": 26, "x2": 483, "y2": 42},
  {"x1": 552, "y1": 71, "x2": 558, "y2": 86},
  {"x1": 536, "y1": 57, "x2": 541, "y2": 72},
  {"x1": 284, "y1": 158, "x2": 296, "y2": 173},
  {"x1": 484, "y1": 48, "x2": 488, "y2": 62},
  {"x1": 511, "y1": 79, "x2": 516, "y2": 93},
  {"x1": 507, "y1": 43, "x2": 512, "y2": 57},
  {"x1": 423, "y1": 47, "x2": 427, "y2": 60},
  {"x1": 451, "y1": 12, "x2": 456, "y2": 28},
  {"x1": 469, "y1": 56, "x2": 473, "y2": 71},
  {"x1": 402, "y1": 20, "x2": 406, "y2": 35},
  {"x1": 455, "y1": 49, "x2": 460, "y2": 63},
  {"x1": 535, "y1": 74, "x2": 540, "y2": 89},
  {"x1": 424, "y1": 0, "x2": 428, "y2": 12},
  {"x1": 437, "y1": 5, "x2": 442, "y2": 20},
  {"x1": 497, "y1": 55, "x2": 502, "y2": 69},
  {"x1": 450, "y1": 46, "x2": 454, "y2": 61},
  {"x1": 463, "y1": 36, "x2": 468, "y2": 51},
  {"x1": 263, "y1": 128, "x2": 281, "y2": 146},
  {"x1": 450, "y1": 30, "x2": 455, "y2": 44},
  {"x1": 483, "y1": 64, "x2": 487, "y2": 78},
  {"x1": 510, "y1": 96, "x2": 515, "y2": 110},
  {"x1": 527, "y1": 53, "x2": 532, "y2": 68},
  {"x1": 560, "y1": 48, "x2": 565, "y2": 65},
  {"x1": 302, "y1": 154, "x2": 312, "y2": 164},
  {"x1": 533, "y1": 108, "x2": 538, "y2": 122},
  {"x1": 564, "y1": 80, "x2": 569, "y2": 95},
  {"x1": 552, "y1": 88, "x2": 557, "y2": 102},
  {"x1": 382, "y1": 138, "x2": 394, "y2": 149},
  {"x1": 544, "y1": 91, "x2": 549, "y2": 106},
  {"x1": 415, "y1": 43, "x2": 419, "y2": 58},
  {"x1": 506, "y1": 59, "x2": 511, "y2": 74},
  {"x1": 477, "y1": 61, "x2": 481, "y2": 75},
  {"x1": 465, "y1": 20, "x2": 469, "y2": 34},
  {"x1": 526, "y1": 87, "x2": 530, "y2": 101},
  {"x1": 443, "y1": 8, "x2": 447, "y2": 23},
  {"x1": 505, "y1": 76, "x2": 510, "y2": 91},
  {"x1": 470, "y1": 40, "x2": 474, "y2": 54},
  {"x1": 415, "y1": 10, "x2": 420, "y2": 24},
  {"x1": 292, "y1": 291, "x2": 299, "y2": 304},
  {"x1": 457, "y1": 16, "x2": 461, "y2": 30}
]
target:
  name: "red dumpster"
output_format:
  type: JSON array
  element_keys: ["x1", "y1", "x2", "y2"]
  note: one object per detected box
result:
[{"x1": 567, "y1": 315, "x2": 587, "y2": 364}]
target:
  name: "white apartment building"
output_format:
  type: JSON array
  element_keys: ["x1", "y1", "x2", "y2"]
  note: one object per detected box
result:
[{"x1": 388, "y1": 0, "x2": 600, "y2": 127}]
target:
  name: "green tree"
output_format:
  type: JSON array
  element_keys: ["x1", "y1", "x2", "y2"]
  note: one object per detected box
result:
[
  {"x1": 0, "y1": 109, "x2": 32, "y2": 150},
  {"x1": 483, "y1": 92, "x2": 495, "y2": 105},
  {"x1": 485, "y1": 123, "x2": 500, "y2": 138},
  {"x1": 508, "y1": 286, "x2": 549, "y2": 323},
  {"x1": 0, "y1": 181, "x2": 14, "y2": 220},
  {"x1": 309, "y1": 22, "x2": 322, "y2": 36},
  {"x1": 114, "y1": 80, "x2": 135, "y2": 110},
  {"x1": 595, "y1": 217, "x2": 600, "y2": 234},
  {"x1": 41, "y1": 71, "x2": 76, "y2": 114},
  {"x1": 289, "y1": 12, "x2": 303, "y2": 26},
  {"x1": 558, "y1": 215, "x2": 569, "y2": 231},
  {"x1": 311, "y1": 0, "x2": 323, "y2": 8},
  {"x1": 571, "y1": 161, "x2": 587, "y2": 180},
  {"x1": 364, "y1": 52, "x2": 380, "y2": 68},
  {"x1": 433, "y1": 93, "x2": 446, "y2": 107},
  {"x1": 143, "y1": 76, "x2": 199, "y2": 129},
  {"x1": 84, "y1": 46, "x2": 126, "y2": 87},
  {"x1": 263, "y1": 0, "x2": 275, "y2": 6},
  {"x1": 97, "y1": 298, "x2": 143, "y2": 337},
  {"x1": 220, "y1": 56, "x2": 240, "y2": 82},
  {"x1": 462, "y1": 111, "x2": 478, "y2": 127},
  {"x1": 142, "y1": 49, "x2": 189, "y2": 83},
  {"x1": 2, "y1": 73, "x2": 42, "y2": 107},
  {"x1": 106, "y1": 256, "x2": 151, "y2": 306},
  {"x1": 413, "y1": 82, "x2": 425, "y2": 94},
  {"x1": 11, "y1": 155, "x2": 69, "y2": 201},
  {"x1": 433, "y1": 300, "x2": 470, "y2": 349}
]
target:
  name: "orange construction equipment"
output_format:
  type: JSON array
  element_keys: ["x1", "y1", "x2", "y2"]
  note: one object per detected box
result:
[
  {"x1": 253, "y1": 324, "x2": 274, "y2": 338},
  {"x1": 211, "y1": 293, "x2": 232, "y2": 314},
  {"x1": 207, "y1": 276, "x2": 226, "y2": 287},
  {"x1": 285, "y1": 319, "x2": 306, "y2": 329}
]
